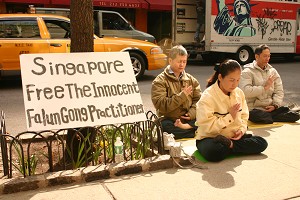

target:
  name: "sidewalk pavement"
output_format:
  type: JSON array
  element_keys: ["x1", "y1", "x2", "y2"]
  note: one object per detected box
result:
[{"x1": 0, "y1": 122, "x2": 300, "y2": 200}]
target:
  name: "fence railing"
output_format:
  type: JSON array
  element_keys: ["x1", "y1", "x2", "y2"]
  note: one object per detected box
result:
[{"x1": 0, "y1": 110, "x2": 165, "y2": 178}]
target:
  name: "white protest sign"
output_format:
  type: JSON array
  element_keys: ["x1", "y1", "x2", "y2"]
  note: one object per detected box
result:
[{"x1": 20, "y1": 52, "x2": 146, "y2": 131}]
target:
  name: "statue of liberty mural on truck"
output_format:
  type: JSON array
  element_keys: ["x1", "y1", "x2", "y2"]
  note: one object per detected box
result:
[{"x1": 214, "y1": 0, "x2": 256, "y2": 36}]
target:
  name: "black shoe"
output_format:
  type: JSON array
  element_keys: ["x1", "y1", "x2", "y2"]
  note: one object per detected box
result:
[{"x1": 214, "y1": 135, "x2": 231, "y2": 147}]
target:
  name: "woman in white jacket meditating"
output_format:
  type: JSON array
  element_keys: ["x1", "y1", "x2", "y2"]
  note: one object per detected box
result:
[{"x1": 195, "y1": 59, "x2": 268, "y2": 162}]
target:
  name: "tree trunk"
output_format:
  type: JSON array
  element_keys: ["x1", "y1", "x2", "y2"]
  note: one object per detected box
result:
[
  {"x1": 67, "y1": 0, "x2": 94, "y2": 167},
  {"x1": 70, "y1": 0, "x2": 94, "y2": 52}
]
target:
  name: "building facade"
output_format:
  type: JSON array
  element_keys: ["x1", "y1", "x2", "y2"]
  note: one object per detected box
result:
[{"x1": 0, "y1": 0, "x2": 172, "y2": 42}]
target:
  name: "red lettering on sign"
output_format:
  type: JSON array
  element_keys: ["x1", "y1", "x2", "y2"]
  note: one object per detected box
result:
[{"x1": 99, "y1": 1, "x2": 140, "y2": 8}]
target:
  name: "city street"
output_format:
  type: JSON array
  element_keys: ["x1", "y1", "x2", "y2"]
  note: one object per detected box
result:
[
  {"x1": 1, "y1": 0, "x2": 300, "y2": 198},
  {"x1": 1, "y1": 58, "x2": 300, "y2": 135}
]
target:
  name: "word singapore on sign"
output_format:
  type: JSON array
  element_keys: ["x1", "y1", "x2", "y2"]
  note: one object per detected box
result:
[{"x1": 20, "y1": 52, "x2": 146, "y2": 131}]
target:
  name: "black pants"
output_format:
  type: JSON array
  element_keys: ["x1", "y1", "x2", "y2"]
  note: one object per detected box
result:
[
  {"x1": 249, "y1": 106, "x2": 300, "y2": 124},
  {"x1": 161, "y1": 118, "x2": 196, "y2": 139},
  {"x1": 196, "y1": 135, "x2": 268, "y2": 162}
]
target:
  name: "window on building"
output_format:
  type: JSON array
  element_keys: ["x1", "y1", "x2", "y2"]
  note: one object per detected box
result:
[{"x1": 298, "y1": 10, "x2": 300, "y2": 34}]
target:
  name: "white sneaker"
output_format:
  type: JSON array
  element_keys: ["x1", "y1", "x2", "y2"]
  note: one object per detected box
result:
[
  {"x1": 163, "y1": 132, "x2": 176, "y2": 150},
  {"x1": 287, "y1": 102, "x2": 300, "y2": 112}
]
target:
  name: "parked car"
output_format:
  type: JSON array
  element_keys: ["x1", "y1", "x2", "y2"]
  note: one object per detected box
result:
[
  {"x1": 0, "y1": 14, "x2": 167, "y2": 79},
  {"x1": 31, "y1": 7, "x2": 156, "y2": 43}
]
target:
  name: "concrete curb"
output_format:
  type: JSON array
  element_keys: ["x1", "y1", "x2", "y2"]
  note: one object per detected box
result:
[{"x1": 0, "y1": 154, "x2": 192, "y2": 194}]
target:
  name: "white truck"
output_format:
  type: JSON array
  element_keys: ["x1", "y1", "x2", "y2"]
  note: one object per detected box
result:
[{"x1": 172, "y1": 0, "x2": 300, "y2": 64}]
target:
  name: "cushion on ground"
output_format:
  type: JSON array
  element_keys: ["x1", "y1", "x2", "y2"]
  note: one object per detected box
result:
[
  {"x1": 193, "y1": 150, "x2": 238, "y2": 162},
  {"x1": 247, "y1": 121, "x2": 299, "y2": 129}
]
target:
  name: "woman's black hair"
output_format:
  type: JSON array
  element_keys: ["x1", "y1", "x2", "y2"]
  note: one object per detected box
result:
[{"x1": 206, "y1": 59, "x2": 242, "y2": 88}]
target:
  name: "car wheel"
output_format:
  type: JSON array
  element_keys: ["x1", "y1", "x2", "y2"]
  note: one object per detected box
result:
[
  {"x1": 236, "y1": 46, "x2": 254, "y2": 65},
  {"x1": 129, "y1": 52, "x2": 145, "y2": 80}
]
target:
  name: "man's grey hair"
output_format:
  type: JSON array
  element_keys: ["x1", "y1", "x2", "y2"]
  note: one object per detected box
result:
[{"x1": 169, "y1": 45, "x2": 188, "y2": 60}]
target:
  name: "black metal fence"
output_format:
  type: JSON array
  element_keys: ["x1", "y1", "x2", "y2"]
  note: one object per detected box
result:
[{"x1": 0, "y1": 110, "x2": 165, "y2": 178}]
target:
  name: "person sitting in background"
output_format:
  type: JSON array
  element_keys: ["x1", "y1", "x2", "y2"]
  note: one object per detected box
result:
[
  {"x1": 239, "y1": 44, "x2": 300, "y2": 124},
  {"x1": 151, "y1": 45, "x2": 201, "y2": 139},
  {"x1": 195, "y1": 59, "x2": 268, "y2": 162}
]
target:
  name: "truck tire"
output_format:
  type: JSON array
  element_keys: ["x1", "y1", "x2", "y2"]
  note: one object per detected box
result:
[
  {"x1": 236, "y1": 46, "x2": 254, "y2": 65},
  {"x1": 129, "y1": 52, "x2": 146, "y2": 80}
]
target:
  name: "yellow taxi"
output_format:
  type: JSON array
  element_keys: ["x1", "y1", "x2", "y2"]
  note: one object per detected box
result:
[{"x1": 0, "y1": 14, "x2": 167, "y2": 79}]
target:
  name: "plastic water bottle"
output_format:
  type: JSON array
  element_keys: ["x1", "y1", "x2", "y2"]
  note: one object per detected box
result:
[{"x1": 114, "y1": 137, "x2": 124, "y2": 163}]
